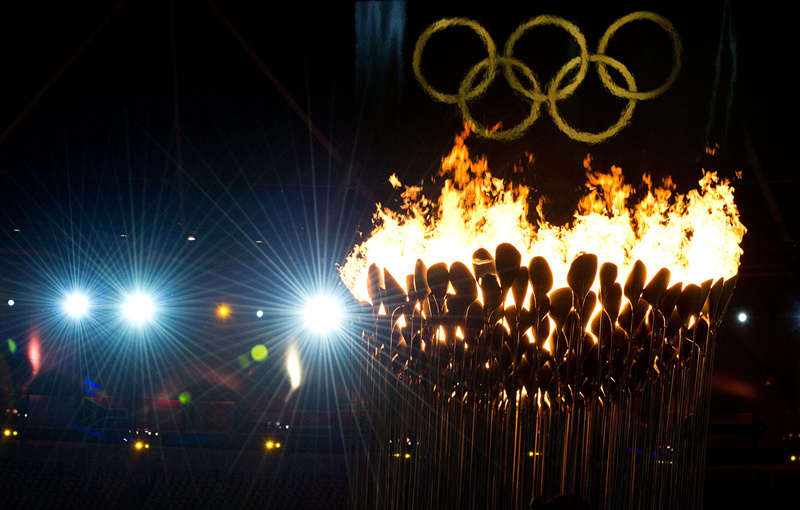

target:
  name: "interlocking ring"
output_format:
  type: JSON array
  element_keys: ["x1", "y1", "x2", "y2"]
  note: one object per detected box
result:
[{"x1": 413, "y1": 12, "x2": 681, "y2": 143}]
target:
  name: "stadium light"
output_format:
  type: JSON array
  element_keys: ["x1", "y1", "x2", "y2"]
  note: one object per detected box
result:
[
  {"x1": 123, "y1": 293, "x2": 155, "y2": 324},
  {"x1": 303, "y1": 295, "x2": 341, "y2": 334},
  {"x1": 64, "y1": 292, "x2": 90, "y2": 319}
]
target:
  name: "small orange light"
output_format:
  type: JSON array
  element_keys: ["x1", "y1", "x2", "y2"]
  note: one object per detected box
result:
[
  {"x1": 135, "y1": 442, "x2": 143, "y2": 449},
  {"x1": 266, "y1": 441, "x2": 274, "y2": 449},
  {"x1": 3, "y1": 429, "x2": 10, "y2": 436}
]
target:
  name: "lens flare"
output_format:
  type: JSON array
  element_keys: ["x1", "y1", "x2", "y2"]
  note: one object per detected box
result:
[
  {"x1": 251, "y1": 344, "x2": 268, "y2": 362},
  {"x1": 286, "y1": 346, "x2": 302, "y2": 390},
  {"x1": 28, "y1": 335, "x2": 41, "y2": 378}
]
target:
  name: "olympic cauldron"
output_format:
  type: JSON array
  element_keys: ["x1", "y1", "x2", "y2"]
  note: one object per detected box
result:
[
  {"x1": 343, "y1": 11, "x2": 739, "y2": 509},
  {"x1": 346, "y1": 250, "x2": 736, "y2": 509}
]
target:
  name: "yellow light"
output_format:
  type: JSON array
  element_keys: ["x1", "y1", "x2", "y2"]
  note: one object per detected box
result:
[
  {"x1": 218, "y1": 306, "x2": 229, "y2": 317},
  {"x1": 3, "y1": 429, "x2": 10, "y2": 436},
  {"x1": 135, "y1": 442, "x2": 143, "y2": 449},
  {"x1": 528, "y1": 451, "x2": 534, "y2": 457},
  {"x1": 266, "y1": 441, "x2": 274, "y2": 449},
  {"x1": 145, "y1": 444, "x2": 150, "y2": 449},
  {"x1": 276, "y1": 443, "x2": 281, "y2": 449},
  {"x1": 251, "y1": 345, "x2": 268, "y2": 362},
  {"x1": 12, "y1": 431, "x2": 17, "y2": 436},
  {"x1": 792, "y1": 455, "x2": 797, "y2": 462},
  {"x1": 404, "y1": 453, "x2": 411, "y2": 459}
]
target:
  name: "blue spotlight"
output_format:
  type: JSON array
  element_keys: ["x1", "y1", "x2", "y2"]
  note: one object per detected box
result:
[
  {"x1": 303, "y1": 295, "x2": 341, "y2": 334},
  {"x1": 64, "y1": 293, "x2": 90, "y2": 319},
  {"x1": 123, "y1": 293, "x2": 155, "y2": 324}
]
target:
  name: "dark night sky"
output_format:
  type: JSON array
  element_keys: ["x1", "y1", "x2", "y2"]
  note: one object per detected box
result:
[{"x1": 0, "y1": 1, "x2": 797, "y2": 411}]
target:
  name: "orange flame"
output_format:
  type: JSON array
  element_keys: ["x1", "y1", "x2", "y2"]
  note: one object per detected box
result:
[{"x1": 339, "y1": 129, "x2": 745, "y2": 303}]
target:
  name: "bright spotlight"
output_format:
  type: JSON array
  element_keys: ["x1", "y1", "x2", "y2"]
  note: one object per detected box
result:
[
  {"x1": 303, "y1": 295, "x2": 340, "y2": 333},
  {"x1": 124, "y1": 293, "x2": 155, "y2": 324},
  {"x1": 64, "y1": 293, "x2": 90, "y2": 318},
  {"x1": 7, "y1": 299, "x2": 14, "y2": 307},
  {"x1": 737, "y1": 312, "x2": 747, "y2": 323},
  {"x1": 256, "y1": 310, "x2": 263, "y2": 318}
]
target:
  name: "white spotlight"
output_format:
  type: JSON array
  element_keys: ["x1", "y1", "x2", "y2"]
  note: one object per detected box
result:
[
  {"x1": 303, "y1": 295, "x2": 340, "y2": 333},
  {"x1": 124, "y1": 293, "x2": 155, "y2": 324},
  {"x1": 737, "y1": 312, "x2": 747, "y2": 323},
  {"x1": 64, "y1": 293, "x2": 90, "y2": 318},
  {"x1": 256, "y1": 310, "x2": 264, "y2": 318}
]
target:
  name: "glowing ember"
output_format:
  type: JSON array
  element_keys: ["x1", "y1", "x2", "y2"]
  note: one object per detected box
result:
[{"x1": 339, "y1": 128, "x2": 745, "y2": 303}]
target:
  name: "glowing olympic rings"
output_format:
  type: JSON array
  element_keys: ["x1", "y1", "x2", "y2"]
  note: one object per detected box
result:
[{"x1": 413, "y1": 12, "x2": 682, "y2": 143}]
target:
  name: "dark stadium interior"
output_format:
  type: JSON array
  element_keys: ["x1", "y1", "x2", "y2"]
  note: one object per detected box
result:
[{"x1": 1, "y1": 2, "x2": 798, "y2": 508}]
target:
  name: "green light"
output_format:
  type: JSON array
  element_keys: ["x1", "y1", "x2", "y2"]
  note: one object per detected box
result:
[
  {"x1": 7, "y1": 339, "x2": 16, "y2": 354},
  {"x1": 178, "y1": 392, "x2": 191, "y2": 405},
  {"x1": 251, "y1": 345, "x2": 268, "y2": 362},
  {"x1": 237, "y1": 354, "x2": 250, "y2": 368}
]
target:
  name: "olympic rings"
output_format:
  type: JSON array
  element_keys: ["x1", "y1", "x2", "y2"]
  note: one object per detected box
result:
[
  {"x1": 413, "y1": 18, "x2": 497, "y2": 104},
  {"x1": 459, "y1": 56, "x2": 543, "y2": 141},
  {"x1": 503, "y1": 15, "x2": 589, "y2": 102},
  {"x1": 413, "y1": 11, "x2": 681, "y2": 143}
]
